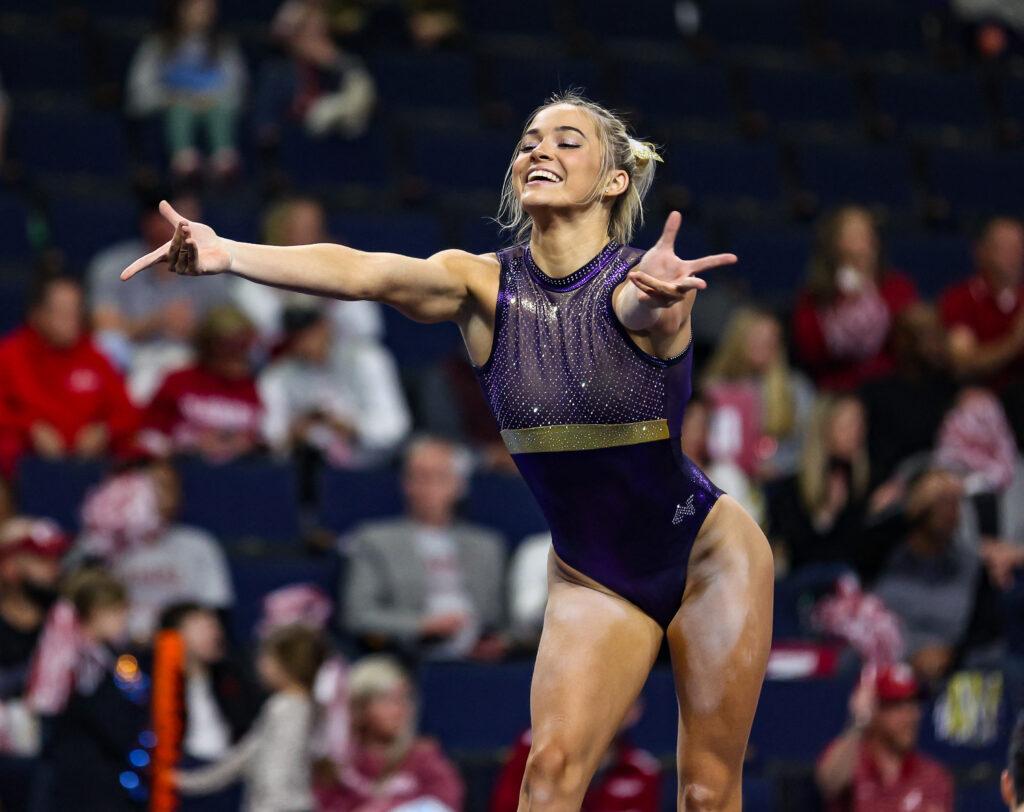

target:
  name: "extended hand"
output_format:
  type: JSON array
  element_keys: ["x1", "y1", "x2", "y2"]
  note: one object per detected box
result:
[
  {"x1": 120, "y1": 200, "x2": 232, "y2": 280},
  {"x1": 628, "y1": 211, "x2": 737, "y2": 307}
]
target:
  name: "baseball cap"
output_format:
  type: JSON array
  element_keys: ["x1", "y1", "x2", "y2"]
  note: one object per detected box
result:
[
  {"x1": 0, "y1": 518, "x2": 70, "y2": 560},
  {"x1": 875, "y1": 663, "x2": 920, "y2": 702}
]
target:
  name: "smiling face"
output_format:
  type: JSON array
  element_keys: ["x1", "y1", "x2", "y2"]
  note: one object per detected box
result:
[{"x1": 511, "y1": 103, "x2": 627, "y2": 221}]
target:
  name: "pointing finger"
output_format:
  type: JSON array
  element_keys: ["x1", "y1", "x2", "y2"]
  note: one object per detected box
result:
[
  {"x1": 656, "y1": 211, "x2": 682, "y2": 249},
  {"x1": 121, "y1": 241, "x2": 171, "y2": 280},
  {"x1": 687, "y1": 253, "x2": 738, "y2": 273},
  {"x1": 158, "y1": 199, "x2": 186, "y2": 227}
]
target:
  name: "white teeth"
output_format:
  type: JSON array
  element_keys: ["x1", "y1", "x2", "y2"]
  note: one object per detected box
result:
[{"x1": 528, "y1": 169, "x2": 561, "y2": 183}]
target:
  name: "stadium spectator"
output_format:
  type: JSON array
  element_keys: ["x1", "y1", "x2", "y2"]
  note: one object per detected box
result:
[
  {"x1": 507, "y1": 531, "x2": 550, "y2": 647},
  {"x1": 125, "y1": 0, "x2": 247, "y2": 180},
  {"x1": 815, "y1": 663, "x2": 954, "y2": 812},
  {"x1": 140, "y1": 305, "x2": 264, "y2": 462},
  {"x1": 0, "y1": 518, "x2": 66, "y2": 755},
  {"x1": 341, "y1": 437, "x2": 507, "y2": 660},
  {"x1": 1004, "y1": 713, "x2": 1024, "y2": 811},
  {"x1": 860, "y1": 304, "x2": 959, "y2": 486},
  {"x1": 258, "y1": 303, "x2": 410, "y2": 471},
  {"x1": 873, "y1": 468, "x2": 980, "y2": 682},
  {"x1": 952, "y1": 0, "x2": 1024, "y2": 59},
  {"x1": 0, "y1": 275, "x2": 139, "y2": 476},
  {"x1": 767, "y1": 394, "x2": 875, "y2": 575},
  {"x1": 49, "y1": 570, "x2": 150, "y2": 812},
  {"x1": 702, "y1": 306, "x2": 815, "y2": 482},
  {"x1": 175, "y1": 624, "x2": 327, "y2": 811},
  {"x1": 233, "y1": 196, "x2": 385, "y2": 347},
  {"x1": 87, "y1": 191, "x2": 232, "y2": 398},
  {"x1": 793, "y1": 206, "x2": 918, "y2": 391},
  {"x1": 253, "y1": 1, "x2": 375, "y2": 166},
  {"x1": 76, "y1": 459, "x2": 234, "y2": 641},
  {"x1": 939, "y1": 216, "x2": 1024, "y2": 389},
  {"x1": 490, "y1": 702, "x2": 661, "y2": 812},
  {"x1": 315, "y1": 655, "x2": 464, "y2": 812}
]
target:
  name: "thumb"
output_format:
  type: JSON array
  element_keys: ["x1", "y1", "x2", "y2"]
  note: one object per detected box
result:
[
  {"x1": 158, "y1": 199, "x2": 186, "y2": 226},
  {"x1": 657, "y1": 211, "x2": 682, "y2": 249}
]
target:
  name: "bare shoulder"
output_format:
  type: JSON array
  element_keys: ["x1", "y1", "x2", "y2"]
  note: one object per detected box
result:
[{"x1": 430, "y1": 248, "x2": 500, "y2": 278}]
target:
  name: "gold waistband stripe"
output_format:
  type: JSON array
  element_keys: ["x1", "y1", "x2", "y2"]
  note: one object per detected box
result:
[{"x1": 501, "y1": 419, "x2": 671, "y2": 454}]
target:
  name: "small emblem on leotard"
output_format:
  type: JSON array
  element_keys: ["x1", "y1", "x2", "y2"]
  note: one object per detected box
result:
[{"x1": 672, "y1": 495, "x2": 695, "y2": 525}]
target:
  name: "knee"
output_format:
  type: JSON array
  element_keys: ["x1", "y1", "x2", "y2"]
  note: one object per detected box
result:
[
  {"x1": 679, "y1": 760, "x2": 740, "y2": 811},
  {"x1": 522, "y1": 740, "x2": 587, "y2": 804}
]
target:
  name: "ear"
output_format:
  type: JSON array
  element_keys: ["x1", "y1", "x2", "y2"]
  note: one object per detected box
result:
[
  {"x1": 603, "y1": 168, "x2": 630, "y2": 199},
  {"x1": 1002, "y1": 769, "x2": 1015, "y2": 807}
]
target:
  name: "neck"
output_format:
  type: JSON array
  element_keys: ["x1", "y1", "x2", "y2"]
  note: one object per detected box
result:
[
  {"x1": 410, "y1": 511, "x2": 452, "y2": 529},
  {"x1": 865, "y1": 736, "x2": 907, "y2": 783},
  {"x1": 528, "y1": 209, "x2": 612, "y2": 279},
  {"x1": 907, "y1": 527, "x2": 948, "y2": 556}
]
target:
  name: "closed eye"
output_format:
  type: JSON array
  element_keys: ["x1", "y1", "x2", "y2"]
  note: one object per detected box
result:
[{"x1": 518, "y1": 142, "x2": 581, "y2": 153}]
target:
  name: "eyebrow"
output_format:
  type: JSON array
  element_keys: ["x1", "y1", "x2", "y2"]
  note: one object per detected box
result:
[{"x1": 523, "y1": 126, "x2": 588, "y2": 139}]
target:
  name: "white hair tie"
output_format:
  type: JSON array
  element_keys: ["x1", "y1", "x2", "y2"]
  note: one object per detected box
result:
[{"x1": 629, "y1": 138, "x2": 663, "y2": 166}]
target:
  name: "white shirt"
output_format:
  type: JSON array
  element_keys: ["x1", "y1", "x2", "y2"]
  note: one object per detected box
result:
[{"x1": 414, "y1": 526, "x2": 478, "y2": 658}]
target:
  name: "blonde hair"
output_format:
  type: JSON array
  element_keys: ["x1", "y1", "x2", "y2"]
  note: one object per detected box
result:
[
  {"x1": 703, "y1": 308, "x2": 796, "y2": 438},
  {"x1": 349, "y1": 656, "x2": 416, "y2": 765},
  {"x1": 806, "y1": 205, "x2": 881, "y2": 303},
  {"x1": 798, "y1": 395, "x2": 869, "y2": 514},
  {"x1": 496, "y1": 89, "x2": 661, "y2": 246}
]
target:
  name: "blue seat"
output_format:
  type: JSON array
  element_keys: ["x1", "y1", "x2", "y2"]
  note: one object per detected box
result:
[
  {"x1": 874, "y1": 70, "x2": 991, "y2": 133},
  {"x1": 955, "y1": 784, "x2": 1008, "y2": 812},
  {"x1": 917, "y1": 670, "x2": 1013, "y2": 770},
  {"x1": 491, "y1": 57, "x2": 602, "y2": 120},
  {"x1": 49, "y1": 196, "x2": 138, "y2": 263},
  {"x1": 578, "y1": 0, "x2": 688, "y2": 42},
  {"x1": 618, "y1": 60, "x2": 734, "y2": 126},
  {"x1": 698, "y1": 0, "x2": 809, "y2": 49},
  {"x1": 821, "y1": 0, "x2": 933, "y2": 55},
  {"x1": 11, "y1": 108, "x2": 127, "y2": 176},
  {"x1": 464, "y1": 472, "x2": 547, "y2": 547},
  {"x1": 928, "y1": 149, "x2": 1024, "y2": 218},
  {"x1": 888, "y1": 233, "x2": 973, "y2": 298},
  {"x1": 0, "y1": 276, "x2": 29, "y2": 336},
  {"x1": 227, "y1": 552, "x2": 340, "y2": 643},
  {"x1": 745, "y1": 68, "x2": 860, "y2": 129},
  {"x1": 726, "y1": 228, "x2": 812, "y2": 299},
  {"x1": 459, "y1": 216, "x2": 507, "y2": 255},
  {"x1": 175, "y1": 457, "x2": 301, "y2": 544},
  {"x1": 748, "y1": 675, "x2": 855, "y2": 764},
  {"x1": 796, "y1": 142, "x2": 915, "y2": 209},
  {"x1": 369, "y1": 51, "x2": 478, "y2": 111},
  {"x1": 0, "y1": 191, "x2": 31, "y2": 261},
  {"x1": 16, "y1": 457, "x2": 107, "y2": 534},
  {"x1": 408, "y1": 129, "x2": 515, "y2": 191},
  {"x1": 327, "y1": 211, "x2": 445, "y2": 257},
  {"x1": 318, "y1": 467, "x2": 403, "y2": 536},
  {"x1": 0, "y1": 32, "x2": 86, "y2": 92},
  {"x1": 280, "y1": 121, "x2": 393, "y2": 188},
  {"x1": 661, "y1": 140, "x2": 784, "y2": 204}
]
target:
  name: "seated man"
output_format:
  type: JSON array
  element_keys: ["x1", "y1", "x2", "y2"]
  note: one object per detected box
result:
[
  {"x1": 0, "y1": 275, "x2": 139, "y2": 476},
  {"x1": 873, "y1": 468, "x2": 980, "y2": 682},
  {"x1": 341, "y1": 436, "x2": 506, "y2": 660},
  {"x1": 816, "y1": 664, "x2": 953, "y2": 812}
]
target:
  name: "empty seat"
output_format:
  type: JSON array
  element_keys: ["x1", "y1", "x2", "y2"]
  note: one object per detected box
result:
[
  {"x1": 408, "y1": 129, "x2": 515, "y2": 191},
  {"x1": 369, "y1": 51, "x2": 478, "y2": 112},
  {"x1": 327, "y1": 211, "x2": 445, "y2": 258},
  {"x1": 490, "y1": 57, "x2": 602, "y2": 121},
  {"x1": 617, "y1": 60, "x2": 735, "y2": 126},
  {"x1": 796, "y1": 142, "x2": 914, "y2": 209},
  {"x1": 928, "y1": 148, "x2": 1024, "y2": 218},
  {"x1": 280, "y1": 121, "x2": 393, "y2": 188},
  {"x1": 821, "y1": 0, "x2": 933, "y2": 55},
  {"x1": 873, "y1": 70, "x2": 991, "y2": 133},
  {"x1": 578, "y1": 0, "x2": 687, "y2": 42},
  {"x1": 661, "y1": 139, "x2": 784, "y2": 204},
  {"x1": 0, "y1": 31, "x2": 86, "y2": 93},
  {"x1": 459, "y1": 216, "x2": 507, "y2": 255},
  {"x1": 382, "y1": 307, "x2": 464, "y2": 369},
  {"x1": 318, "y1": 467, "x2": 403, "y2": 536},
  {"x1": 16, "y1": 457, "x2": 107, "y2": 533},
  {"x1": 49, "y1": 196, "x2": 139, "y2": 263},
  {"x1": 748, "y1": 674, "x2": 855, "y2": 764},
  {"x1": 745, "y1": 67, "x2": 860, "y2": 130},
  {"x1": 0, "y1": 276, "x2": 29, "y2": 336},
  {"x1": 888, "y1": 233, "x2": 973, "y2": 298},
  {"x1": 464, "y1": 472, "x2": 547, "y2": 547},
  {"x1": 10, "y1": 108, "x2": 127, "y2": 176},
  {"x1": 698, "y1": 0, "x2": 809, "y2": 50},
  {"x1": 176, "y1": 457, "x2": 301, "y2": 544},
  {"x1": 0, "y1": 192, "x2": 31, "y2": 261},
  {"x1": 727, "y1": 228, "x2": 812, "y2": 298}
]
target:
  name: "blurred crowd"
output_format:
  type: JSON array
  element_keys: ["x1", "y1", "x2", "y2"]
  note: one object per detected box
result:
[{"x1": 0, "y1": 0, "x2": 1024, "y2": 810}]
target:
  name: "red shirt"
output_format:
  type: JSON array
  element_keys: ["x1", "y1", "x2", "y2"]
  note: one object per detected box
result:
[
  {"x1": 792, "y1": 271, "x2": 918, "y2": 391},
  {"x1": 820, "y1": 739, "x2": 954, "y2": 812},
  {"x1": 316, "y1": 738, "x2": 465, "y2": 812},
  {"x1": 0, "y1": 326, "x2": 138, "y2": 475},
  {"x1": 940, "y1": 273, "x2": 1024, "y2": 386},
  {"x1": 141, "y1": 365, "x2": 263, "y2": 460},
  {"x1": 490, "y1": 730, "x2": 661, "y2": 812}
]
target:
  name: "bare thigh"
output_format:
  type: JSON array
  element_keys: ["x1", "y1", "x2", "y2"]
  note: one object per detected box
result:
[
  {"x1": 667, "y1": 495, "x2": 774, "y2": 811},
  {"x1": 519, "y1": 550, "x2": 664, "y2": 811}
]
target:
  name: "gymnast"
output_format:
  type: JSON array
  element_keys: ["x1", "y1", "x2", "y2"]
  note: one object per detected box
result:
[{"x1": 122, "y1": 90, "x2": 774, "y2": 811}]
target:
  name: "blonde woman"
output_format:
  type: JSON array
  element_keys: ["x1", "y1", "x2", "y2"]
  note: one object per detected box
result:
[
  {"x1": 702, "y1": 307, "x2": 815, "y2": 480},
  {"x1": 122, "y1": 90, "x2": 773, "y2": 810}
]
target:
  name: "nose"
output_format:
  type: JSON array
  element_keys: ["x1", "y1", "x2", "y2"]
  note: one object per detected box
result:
[{"x1": 529, "y1": 140, "x2": 553, "y2": 163}]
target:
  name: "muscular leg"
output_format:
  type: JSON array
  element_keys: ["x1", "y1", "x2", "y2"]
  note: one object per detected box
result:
[
  {"x1": 668, "y1": 496, "x2": 774, "y2": 811},
  {"x1": 519, "y1": 551, "x2": 664, "y2": 811}
]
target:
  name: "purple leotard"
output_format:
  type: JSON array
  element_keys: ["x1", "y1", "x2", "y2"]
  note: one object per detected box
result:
[{"x1": 474, "y1": 241, "x2": 723, "y2": 628}]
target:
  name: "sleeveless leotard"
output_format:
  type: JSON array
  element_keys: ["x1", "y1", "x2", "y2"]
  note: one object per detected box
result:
[{"x1": 474, "y1": 241, "x2": 723, "y2": 628}]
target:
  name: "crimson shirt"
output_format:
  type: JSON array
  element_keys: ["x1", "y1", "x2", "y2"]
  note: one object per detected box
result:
[
  {"x1": 792, "y1": 272, "x2": 918, "y2": 391},
  {"x1": 0, "y1": 326, "x2": 139, "y2": 475},
  {"x1": 940, "y1": 274, "x2": 1024, "y2": 387},
  {"x1": 820, "y1": 739, "x2": 954, "y2": 812},
  {"x1": 490, "y1": 730, "x2": 661, "y2": 812}
]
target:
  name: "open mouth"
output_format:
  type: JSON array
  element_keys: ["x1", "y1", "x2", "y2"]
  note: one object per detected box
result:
[{"x1": 526, "y1": 168, "x2": 563, "y2": 185}]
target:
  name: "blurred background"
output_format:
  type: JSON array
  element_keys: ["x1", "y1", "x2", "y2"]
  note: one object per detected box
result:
[{"x1": 0, "y1": 0, "x2": 1023, "y2": 810}]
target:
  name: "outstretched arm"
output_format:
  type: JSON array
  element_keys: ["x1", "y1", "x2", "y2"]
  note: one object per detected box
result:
[
  {"x1": 121, "y1": 201, "x2": 489, "y2": 325},
  {"x1": 613, "y1": 211, "x2": 737, "y2": 358}
]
